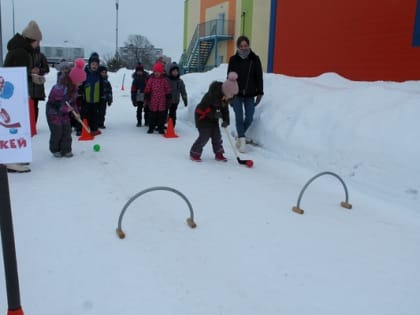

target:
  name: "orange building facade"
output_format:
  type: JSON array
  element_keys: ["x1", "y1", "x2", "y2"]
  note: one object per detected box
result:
[
  {"x1": 274, "y1": 0, "x2": 420, "y2": 81},
  {"x1": 183, "y1": 0, "x2": 420, "y2": 81}
]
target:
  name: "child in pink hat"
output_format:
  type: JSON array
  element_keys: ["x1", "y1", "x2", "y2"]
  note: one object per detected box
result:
[
  {"x1": 143, "y1": 63, "x2": 172, "y2": 134},
  {"x1": 45, "y1": 58, "x2": 86, "y2": 158},
  {"x1": 189, "y1": 72, "x2": 239, "y2": 162}
]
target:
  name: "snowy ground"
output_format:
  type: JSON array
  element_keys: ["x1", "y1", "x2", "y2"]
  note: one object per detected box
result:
[{"x1": 1, "y1": 65, "x2": 419, "y2": 315}]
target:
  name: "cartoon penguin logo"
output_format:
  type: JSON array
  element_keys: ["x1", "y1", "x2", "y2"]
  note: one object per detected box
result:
[{"x1": 0, "y1": 76, "x2": 14, "y2": 99}]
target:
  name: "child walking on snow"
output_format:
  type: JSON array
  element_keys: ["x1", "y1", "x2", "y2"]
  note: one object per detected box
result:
[
  {"x1": 189, "y1": 72, "x2": 239, "y2": 162},
  {"x1": 46, "y1": 58, "x2": 86, "y2": 157}
]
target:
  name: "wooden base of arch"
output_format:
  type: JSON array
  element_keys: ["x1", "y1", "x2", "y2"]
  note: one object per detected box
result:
[
  {"x1": 292, "y1": 206, "x2": 304, "y2": 215},
  {"x1": 187, "y1": 218, "x2": 197, "y2": 228},
  {"x1": 340, "y1": 201, "x2": 352, "y2": 209},
  {"x1": 116, "y1": 228, "x2": 126, "y2": 239}
]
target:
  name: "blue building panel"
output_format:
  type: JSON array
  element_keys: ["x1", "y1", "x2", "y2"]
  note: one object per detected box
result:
[{"x1": 413, "y1": 0, "x2": 420, "y2": 46}]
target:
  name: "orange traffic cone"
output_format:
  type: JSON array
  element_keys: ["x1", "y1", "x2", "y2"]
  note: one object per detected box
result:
[
  {"x1": 29, "y1": 98, "x2": 37, "y2": 136},
  {"x1": 164, "y1": 118, "x2": 178, "y2": 138},
  {"x1": 78, "y1": 119, "x2": 94, "y2": 141}
]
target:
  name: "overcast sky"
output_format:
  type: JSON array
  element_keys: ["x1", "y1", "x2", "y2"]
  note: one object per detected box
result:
[{"x1": 1, "y1": 0, "x2": 185, "y2": 61}]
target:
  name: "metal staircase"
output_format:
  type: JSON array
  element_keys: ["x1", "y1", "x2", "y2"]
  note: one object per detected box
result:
[{"x1": 181, "y1": 19, "x2": 234, "y2": 73}]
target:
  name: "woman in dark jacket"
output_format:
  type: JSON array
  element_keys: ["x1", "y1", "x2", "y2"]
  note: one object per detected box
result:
[
  {"x1": 227, "y1": 35, "x2": 264, "y2": 153},
  {"x1": 30, "y1": 47, "x2": 50, "y2": 123},
  {"x1": 4, "y1": 21, "x2": 46, "y2": 124},
  {"x1": 3, "y1": 20, "x2": 43, "y2": 173}
]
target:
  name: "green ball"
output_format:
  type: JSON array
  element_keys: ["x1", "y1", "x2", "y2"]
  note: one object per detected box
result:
[{"x1": 93, "y1": 144, "x2": 101, "y2": 152}]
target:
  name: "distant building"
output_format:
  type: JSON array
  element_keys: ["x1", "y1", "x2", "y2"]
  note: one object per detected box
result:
[
  {"x1": 119, "y1": 46, "x2": 163, "y2": 69},
  {"x1": 41, "y1": 46, "x2": 85, "y2": 66}
]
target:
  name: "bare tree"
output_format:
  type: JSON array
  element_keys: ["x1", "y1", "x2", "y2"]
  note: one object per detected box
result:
[{"x1": 122, "y1": 35, "x2": 159, "y2": 69}]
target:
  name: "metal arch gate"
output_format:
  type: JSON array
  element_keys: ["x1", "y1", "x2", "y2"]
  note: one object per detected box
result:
[{"x1": 116, "y1": 186, "x2": 197, "y2": 239}]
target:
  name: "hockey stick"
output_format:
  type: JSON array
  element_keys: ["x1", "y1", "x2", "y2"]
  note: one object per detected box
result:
[
  {"x1": 222, "y1": 126, "x2": 254, "y2": 168},
  {"x1": 65, "y1": 101, "x2": 91, "y2": 133}
]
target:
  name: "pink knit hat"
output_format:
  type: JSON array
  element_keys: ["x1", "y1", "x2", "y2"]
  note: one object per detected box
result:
[
  {"x1": 153, "y1": 62, "x2": 164, "y2": 73},
  {"x1": 222, "y1": 72, "x2": 239, "y2": 99},
  {"x1": 69, "y1": 58, "x2": 86, "y2": 84}
]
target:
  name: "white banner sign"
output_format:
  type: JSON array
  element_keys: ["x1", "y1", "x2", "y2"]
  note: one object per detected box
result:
[{"x1": 0, "y1": 67, "x2": 32, "y2": 164}]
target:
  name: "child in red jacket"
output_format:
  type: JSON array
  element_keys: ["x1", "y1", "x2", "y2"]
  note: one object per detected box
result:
[{"x1": 144, "y1": 62, "x2": 171, "y2": 134}]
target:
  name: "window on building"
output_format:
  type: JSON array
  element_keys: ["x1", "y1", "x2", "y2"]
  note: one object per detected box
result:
[{"x1": 218, "y1": 55, "x2": 224, "y2": 65}]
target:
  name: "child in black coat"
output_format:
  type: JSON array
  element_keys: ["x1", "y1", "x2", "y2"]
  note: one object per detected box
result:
[
  {"x1": 166, "y1": 62, "x2": 187, "y2": 127},
  {"x1": 98, "y1": 65, "x2": 112, "y2": 129},
  {"x1": 130, "y1": 64, "x2": 149, "y2": 127},
  {"x1": 189, "y1": 72, "x2": 239, "y2": 162},
  {"x1": 81, "y1": 55, "x2": 102, "y2": 135}
]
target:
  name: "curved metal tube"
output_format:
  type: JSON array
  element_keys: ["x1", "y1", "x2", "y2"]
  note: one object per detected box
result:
[
  {"x1": 293, "y1": 171, "x2": 352, "y2": 214},
  {"x1": 116, "y1": 186, "x2": 196, "y2": 238}
]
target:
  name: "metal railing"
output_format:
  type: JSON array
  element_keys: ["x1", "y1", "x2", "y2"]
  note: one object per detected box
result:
[{"x1": 182, "y1": 19, "x2": 234, "y2": 72}]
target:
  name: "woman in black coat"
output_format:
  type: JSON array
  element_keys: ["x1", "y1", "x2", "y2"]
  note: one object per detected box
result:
[
  {"x1": 3, "y1": 20, "x2": 43, "y2": 173},
  {"x1": 30, "y1": 47, "x2": 50, "y2": 123},
  {"x1": 227, "y1": 35, "x2": 264, "y2": 153}
]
